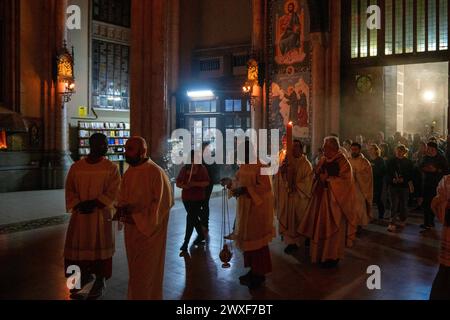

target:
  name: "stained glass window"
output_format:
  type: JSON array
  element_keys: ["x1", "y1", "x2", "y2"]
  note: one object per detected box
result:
[
  {"x1": 351, "y1": 0, "x2": 359, "y2": 58},
  {"x1": 369, "y1": 0, "x2": 378, "y2": 56},
  {"x1": 440, "y1": 0, "x2": 448, "y2": 50},
  {"x1": 91, "y1": 0, "x2": 131, "y2": 110},
  {"x1": 350, "y1": 0, "x2": 448, "y2": 59},
  {"x1": 92, "y1": 0, "x2": 131, "y2": 28},
  {"x1": 428, "y1": 0, "x2": 437, "y2": 51},
  {"x1": 405, "y1": 0, "x2": 414, "y2": 53},
  {"x1": 417, "y1": 0, "x2": 426, "y2": 52},
  {"x1": 360, "y1": 0, "x2": 368, "y2": 57},
  {"x1": 385, "y1": 0, "x2": 393, "y2": 55},
  {"x1": 91, "y1": 40, "x2": 130, "y2": 110},
  {"x1": 395, "y1": 0, "x2": 404, "y2": 54}
]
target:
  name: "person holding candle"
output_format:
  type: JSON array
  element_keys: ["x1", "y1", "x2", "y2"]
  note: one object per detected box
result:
[{"x1": 277, "y1": 139, "x2": 313, "y2": 254}]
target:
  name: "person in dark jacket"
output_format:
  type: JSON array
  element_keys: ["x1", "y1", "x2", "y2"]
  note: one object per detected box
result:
[
  {"x1": 176, "y1": 150, "x2": 210, "y2": 252},
  {"x1": 199, "y1": 141, "x2": 217, "y2": 237},
  {"x1": 419, "y1": 141, "x2": 448, "y2": 231},
  {"x1": 369, "y1": 144, "x2": 386, "y2": 220},
  {"x1": 386, "y1": 145, "x2": 414, "y2": 232}
]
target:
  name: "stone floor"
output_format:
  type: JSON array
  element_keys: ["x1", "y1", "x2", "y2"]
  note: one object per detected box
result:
[{"x1": 0, "y1": 195, "x2": 443, "y2": 300}]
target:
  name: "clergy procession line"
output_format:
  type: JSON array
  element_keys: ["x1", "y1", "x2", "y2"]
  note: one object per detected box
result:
[{"x1": 63, "y1": 132, "x2": 450, "y2": 300}]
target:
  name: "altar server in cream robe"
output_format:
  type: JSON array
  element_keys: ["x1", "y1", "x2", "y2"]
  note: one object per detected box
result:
[
  {"x1": 117, "y1": 137, "x2": 174, "y2": 300},
  {"x1": 276, "y1": 139, "x2": 313, "y2": 254},
  {"x1": 64, "y1": 133, "x2": 121, "y2": 299},
  {"x1": 348, "y1": 142, "x2": 374, "y2": 227}
]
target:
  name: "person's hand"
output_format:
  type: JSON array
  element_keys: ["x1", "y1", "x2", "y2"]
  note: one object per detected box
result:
[
  {"x1": 75, "y1": 200, "x2": 97, "y2": 214},
  {"x1": 94, "y1": 199, "x2": 106, "y2": 209},
  {"x1": 220, "y1": 178, "x2": 232, "y2": 189},
  {"x1": 182, "y1": 182, "x2": 192, "y2": 189},
  {"x1": 232, "y1": 187, "x2": 248, "y2": 197},
  {"x1": 113, "y1": 204, "x2": 132, "y2": 221}
]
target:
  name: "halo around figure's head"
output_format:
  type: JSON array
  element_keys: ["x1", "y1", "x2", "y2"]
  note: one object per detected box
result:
[{"x1": 284, "y1": 0, "x2": 299, "y2": 13}]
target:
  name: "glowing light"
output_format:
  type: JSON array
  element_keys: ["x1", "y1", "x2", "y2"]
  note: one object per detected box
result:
[
  {"x1": 187, "y1": 90, "x2": 214, "y2": 98},
  {"x1": 423, "y1": 90, "x2": 435, "y2": 102},
  {"x1": 242, "y1": 85, "x2": 251, "y2": 94}
]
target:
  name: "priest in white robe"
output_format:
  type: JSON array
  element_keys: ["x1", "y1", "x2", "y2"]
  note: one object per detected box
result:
[
  {"x1": 117, "y1": 137, "x2": 174, "y2": 300},
  {"x1": 298, "y1": 136, "x2": 358, "y2": 268},
  {"x1": 64, "y1": 133, "x2": 121, "y2": 299},
  {"x1": 276, "y1": 139, "x2": 313, "y2": 254},
  {"x1": 348, "y1": 142, "x2": 374, "y2": 227}
]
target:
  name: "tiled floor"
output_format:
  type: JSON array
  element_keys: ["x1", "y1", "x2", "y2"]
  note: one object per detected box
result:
[{"x1": 0, "y1": 196, "x2": 442, "y2": 300}]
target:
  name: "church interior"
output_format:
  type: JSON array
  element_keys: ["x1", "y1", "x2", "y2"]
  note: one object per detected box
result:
[{"x1": 1, "y1": 0, "x2": 450, "y2": 302}]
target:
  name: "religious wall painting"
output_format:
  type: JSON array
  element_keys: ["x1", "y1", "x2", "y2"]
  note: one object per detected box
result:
[
  {"x1": 271, "y1": 72, "x2": 310, "y2": 139},
  {"x1": 273, "y1": 0, "x2": 310, "y2": 70}
]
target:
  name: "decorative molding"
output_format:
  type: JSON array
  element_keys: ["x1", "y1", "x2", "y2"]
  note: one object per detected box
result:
[{"x1": 92, "y1": 20, "x2": 131, "y2": 45}]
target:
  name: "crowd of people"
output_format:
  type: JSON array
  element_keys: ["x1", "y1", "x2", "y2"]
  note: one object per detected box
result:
[
  {"x1": 334, "y1": 130, "x2": 449, "y2": 234},
  {"x1": 62, "y1": 129, "x2": 450, "y2": 300}
]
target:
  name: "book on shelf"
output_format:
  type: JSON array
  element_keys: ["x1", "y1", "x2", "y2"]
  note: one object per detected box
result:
[{"x1": 78, "y1": 121, "x2": 130, "y2": 162}]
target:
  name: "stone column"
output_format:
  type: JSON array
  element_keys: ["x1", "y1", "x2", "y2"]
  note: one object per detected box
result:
[
  {"x1": 130, "y1": 0, "x2": 168, "y2": 165},
  {"x1": 328, "y1": 0, "x2": 341, "y2": 135},
  {"x1": 42, "y1": 0, "x2": 72, "y2": 189},
  {"x1": 167, "y1": 0, "x2": 180, "y2": 133},
  {"x1": 250, "y1": 0, "x2": 264, "y2": 131},
  {"x1": 311, "y1": 32, "x2": 326, "y2": 153}
]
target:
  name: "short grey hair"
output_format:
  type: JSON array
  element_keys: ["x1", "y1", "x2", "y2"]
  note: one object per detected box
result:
[{"x1": 323, "y1": 136, "x2": 340, "y2": 151}]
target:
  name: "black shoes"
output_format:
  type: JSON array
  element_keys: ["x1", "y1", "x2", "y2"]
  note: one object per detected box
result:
[
  {"x1": 239, "y1": 271, "x2": 266, "y2": 289},
  {"x1": 69, "y1": 273, "x2": 94, "y2": 299},
  {"x1": 193, "y1": 235, "x2": 205, "y2": 246},
  {"x1": 87, "y1": 277, "x2": 106, "y2": 300},
  {"x1": 180, "y1": 243, "x2": 188, "y2": 252},
  {"x1": 320, "y1": 259, "x2": 340, "y2": 269},
  {"x1": 239, "y1": 271, "x2": 253, "y2": 285},
  {"x1": 284, "y1": 244, "x2": 299, "y2": 254}
]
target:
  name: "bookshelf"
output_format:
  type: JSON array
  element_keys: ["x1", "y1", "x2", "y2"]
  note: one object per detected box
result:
[{"x1": 77, "y1": 121, "x2": 130, "y2": 163}]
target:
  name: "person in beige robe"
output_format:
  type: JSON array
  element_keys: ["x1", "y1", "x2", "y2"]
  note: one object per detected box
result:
[
  {"x1": 298, "y1": 136, "x2": 358, "y2": 268},
  {"x1": 221, "y1": 140, "x2": 275, "y2": 289},
  {"x1": 116, "y1": 137, "x2": 174, "y2": 300},
  {"x1": 430, "y1": 175, "x2": 450, "y2": 300},
  {"x1": 276, "y1": 139, "x2": 313, "y2": 254},
  {"x1": 348, "y1": 142, "x2": 374, "y2": 227},
  {"x1": 64, "y1": 133, "x2": 121, "y2": 299}
]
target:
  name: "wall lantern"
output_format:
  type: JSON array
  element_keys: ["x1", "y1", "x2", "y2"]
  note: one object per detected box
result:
[
  {"x1": 56, "y1": 40, "x2": 76, "y2": 104},
  {"x1": 242, "y1": 59, "x2": 259, "y2": 97}
]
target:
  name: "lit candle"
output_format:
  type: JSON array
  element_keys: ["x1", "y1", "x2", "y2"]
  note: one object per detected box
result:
[
  {"x1": 286, "y1": 121, "x2": 293, "y2": 160},
  {"x1": 286, "y1": 122, "x2": 294, "y2": 191}
]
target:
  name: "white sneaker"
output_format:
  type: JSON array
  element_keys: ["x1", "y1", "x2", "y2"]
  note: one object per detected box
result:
[{"x1": 387, "y1": 224, "x2": 396, "y2": 232}]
